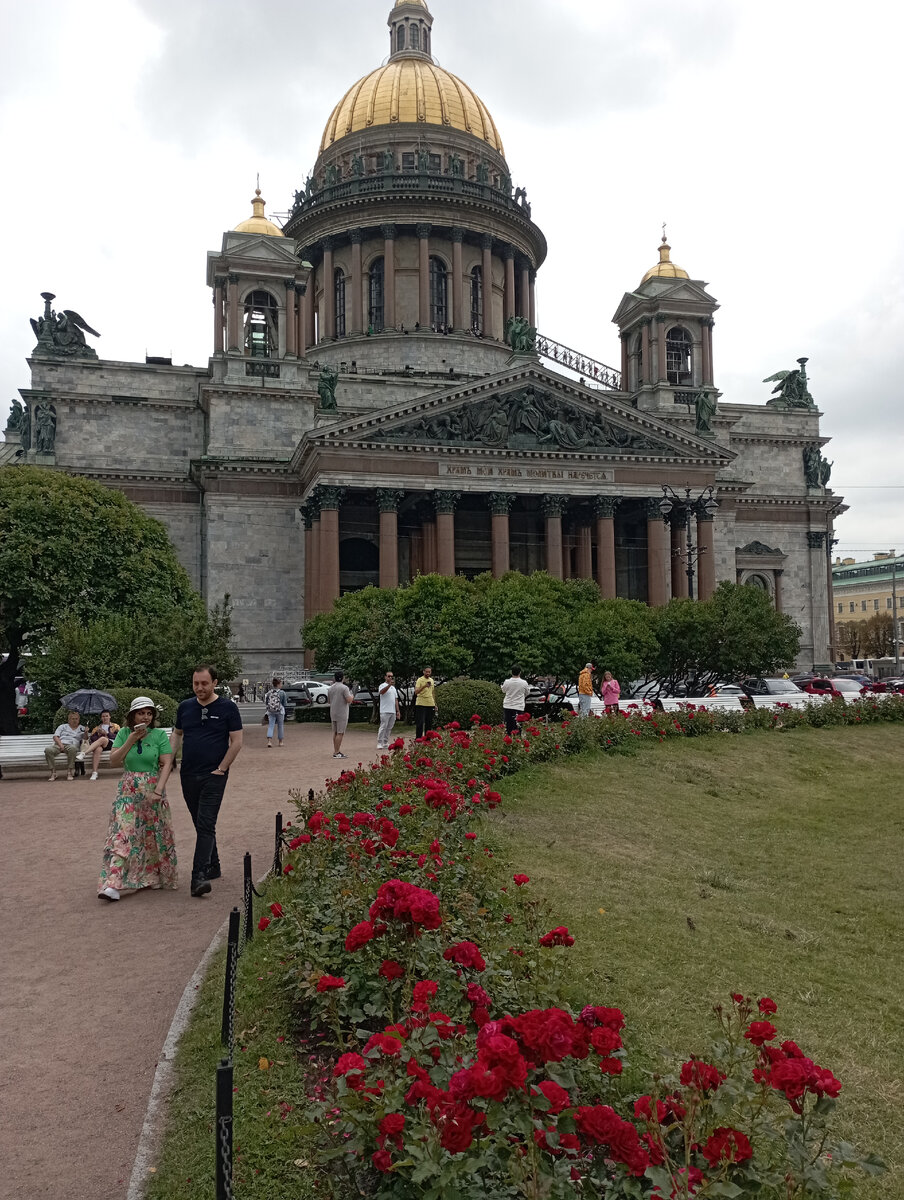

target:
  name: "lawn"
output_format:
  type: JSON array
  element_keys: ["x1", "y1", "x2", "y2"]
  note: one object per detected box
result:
[{"x1": 496, "y1": 725, "x2": 904, "y2": 1197}]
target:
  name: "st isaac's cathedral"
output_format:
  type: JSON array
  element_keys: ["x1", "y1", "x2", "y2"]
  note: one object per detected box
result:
[{"x1": 6, "y1": 0, "x2": 841, "y2": 673}]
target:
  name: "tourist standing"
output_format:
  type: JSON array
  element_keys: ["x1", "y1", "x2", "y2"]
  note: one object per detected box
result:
[
  {"x1": 171, "y1": 665, "x2": 244, "y2": 898},
  {"x1": 601, "y1": 670, "x2": 621, "y2": 713},
  {"x1": 45, "y1": 711, "x2": 86, "y2": 781},
  {"x1": 264, "y1": 676, "x2": 288, "y2": 748},
  {"x1": 414, "y1": 666, "x2": 438, "y2": 738},
  {"x1": 329, "y1": 670, "x2": 354, "y2": 759},
  {"x1": 577, "y1": 663, "x2": 595, "y2": 717},
  {"x1": 98, "y1": 696, "x2": 176, "y2": 902},
  {"x1": 377, "y1": 671, "x2": 401, "y2": 751},
  {"x1": 82, "y1": 710, "x2": 121, "y2": 780},
  {"x1": 501, "y1": 666, "x2": 530, "y2": 735}
]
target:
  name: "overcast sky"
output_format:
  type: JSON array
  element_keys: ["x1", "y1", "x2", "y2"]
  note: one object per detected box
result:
[{"x1": 2, "y1": 0, "x2": 901, "y2": 561}]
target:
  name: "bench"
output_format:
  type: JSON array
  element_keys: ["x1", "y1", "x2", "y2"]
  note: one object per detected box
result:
[
  {"x1": 659, "y1": 696, "x2": 746, "y2": 712},
  {"x1": 750, "y1": 693, "x2": 830, "y2": 710},
  {"x1": 0, "y1": 730, "x2": 173, "y2": 779},
  {"x1": 617, "y1": 699, "x2": 655, "y2": 714}
]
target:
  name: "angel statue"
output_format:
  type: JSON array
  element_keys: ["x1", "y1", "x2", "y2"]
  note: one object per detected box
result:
[
  {"x1": 30, "y1": 293, "x2": 100, "y2": 359},
  {"x1": 763, "y1": 357, "x2": 816, "y2": 410},
  {"x1": 317, "y1": 365, "x2": 339, "y2": 411}
]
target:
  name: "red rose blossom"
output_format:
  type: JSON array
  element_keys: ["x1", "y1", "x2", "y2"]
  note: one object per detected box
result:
[
  {"x1": 443, "y1": 941, "x2": 486, "y2": 972},
  {"x1": 680, "y1": 1059, "x2": 725, "y2": 1092},
  {"x1": 744, "y1": 1020, "x2": 777, "y2": 1047},
  {"x1": 379, "y1": 960, "x2": 405, "y2": 980},
  {"x1": 702, "y1": 1127, "x2": 753, "y2": 1168},
  {"x1": 513, "y1": 874, "x2": 530, "y2": 886},
  {"x1": 268, "y1": 902, "x2": 284, "y2": 918},
  {"x1": 345, "y1": 920, "x2": 376, "y2": 952},
  {"x1": 315, "y1": 974, "x2": 345, "y2": 992},
  {"x1": 758, "y1": 996, "x2": 778, "y2": 1015},
  {"x1": 539, "y1": 926, "x2": 574, "y2": 947},
  {"x1": 257, "y1": 916, "x2": 271, "y2": 932}
]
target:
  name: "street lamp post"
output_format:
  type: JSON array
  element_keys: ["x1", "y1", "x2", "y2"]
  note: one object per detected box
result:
[{"x1": 659, "y1": 484, "x2": 719, "y2": 601}]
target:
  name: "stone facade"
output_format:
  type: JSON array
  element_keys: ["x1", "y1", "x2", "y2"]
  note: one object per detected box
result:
[{"x1": 6, "y1": 0, "x2": 843, "y2": 675}]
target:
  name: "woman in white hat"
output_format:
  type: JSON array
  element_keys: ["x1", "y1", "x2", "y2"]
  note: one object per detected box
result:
[{"x1": 97, "y1": 696, "x2": 177, "y2": 902}]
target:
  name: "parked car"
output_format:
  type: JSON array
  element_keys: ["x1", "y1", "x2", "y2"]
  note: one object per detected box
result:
[
  {"x1": 793, "y1": 676, "x2": 867, "y2": 700},
  {"x1": 287, "y1": 680, "x2": 330, "y2": 704},
  {"x1": 742, "y1": 678, "x2": 804, "y2": 697}
]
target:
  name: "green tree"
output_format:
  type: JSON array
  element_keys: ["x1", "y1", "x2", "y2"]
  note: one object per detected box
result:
[
  {"x1": 837, "y1": 619, "x2": 865, "y2": 659},
  {"x1": 863, "y1": 612, "x2": 895, "y2": 657},
  {"x1": 574, "y1": 597, "x2": 660, "y2": 689},
  {"x1": 0, "y1": 466, "x2": 203, "y2": 733}
]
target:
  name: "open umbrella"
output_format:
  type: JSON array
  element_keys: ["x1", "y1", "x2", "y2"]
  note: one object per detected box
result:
[{"x1": 60, "y1": 689, "x2": 118, "y2": 715}]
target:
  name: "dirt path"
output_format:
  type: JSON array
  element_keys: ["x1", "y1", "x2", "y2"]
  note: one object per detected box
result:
[{"x1": 0, "y1": 720, "x2": 380, "y2": 1200}]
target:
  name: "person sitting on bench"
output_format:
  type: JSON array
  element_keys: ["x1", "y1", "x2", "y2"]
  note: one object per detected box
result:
[{"x1": 45, "y1": 711, "x2": 87, "y2": 782}]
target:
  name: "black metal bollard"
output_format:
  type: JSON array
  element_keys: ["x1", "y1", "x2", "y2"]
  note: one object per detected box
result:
[
  {"x1": 221, "y1": 908, "x2": 240, "y2": 1051},
  {"x1": 243, "y1": 852, "x2": 253, "y2": 944},
  {"x1": 215, "y1": 1057, "x2": 234, "y2": 1200},
  {"x1": 273, "y1": 811, "x2": 283, "y2": 876}
]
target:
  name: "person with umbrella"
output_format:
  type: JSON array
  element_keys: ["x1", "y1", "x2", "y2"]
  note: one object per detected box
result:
[
  {"x1": 58, "y1": 689, "x2": 119, "y2": 782},
  {"x1": 79, "y1": 709, "x2": 121, "y2": 780}
]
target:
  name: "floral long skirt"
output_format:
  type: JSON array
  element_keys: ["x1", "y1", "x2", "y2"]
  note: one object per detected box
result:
[{"x1": 98, "y1": 770, "x2": 178, "y2": 893}]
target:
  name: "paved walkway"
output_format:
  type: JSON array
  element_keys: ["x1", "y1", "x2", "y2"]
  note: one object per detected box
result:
[{"x1": 0, "y1": 720, "x2": 381, "y2": 1200}]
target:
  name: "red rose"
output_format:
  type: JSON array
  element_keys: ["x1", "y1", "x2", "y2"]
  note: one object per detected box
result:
[
  {"x1": 345, "y1": 920, "x2": 376, "y2": 952},
  {"x1": 702, "y1": 1127, "x2": 753, "y2": 1168},
  {"x1": 465, "y1": 832, "x2": 477, "y2": 840},
  {"x1": 634, "y1": 1095, "x2": 667, "y2": 1123},
  {"x1": 316, "y1": 974, "x2": 345, "y2": 993},
  {"x1": 598, "y1": 1057, "x2": 623, "y2": 1075},
  {"x1": 538, "y1": 926, "x2": 574, "y2": 947},
  {"x1": 379, "y1": 960, "x2": 405, "y2": 980},
  {"x1": 257, "y1": 916, "x2": 271, "y2": 932},
  {"x1": 364, "y1": 1031, "x2": 405, "y2": 1056},
  {"x1": 371, "y1": 1149, "x2": 393, "y2": 1173},
  {"x1": 744, "y1": 1020, "x2": 777, "y2": 1047},
  {"x1": 443, "y1": 941, "x2": 486, "y2": 972},
  {"x1": 513, "y1": 874, "x2": 530, "y2": 886},
  {"x1": 574, "y1": 1105, "x2": 649, "y2": 1175},
  {"x1": 412, "y1": 980, "x2": 439, "y2": 1012},
  {"x1": 680, "y1": 1059, "x2": 725, "y2": 1092},
  {"x1": 758, "y1": 996, "x2": 778, "y2": 1015},
  {"x1": 334, "y1": 1052, "x2": 367, "y2": 1077},
  {"x1": 536, "y1": 1079, "x2": 571, "y2": 1115},
  {"x1": 269, "y1": 902, "x2": 284, "y2": 918},
  {"x1": 590, "y1": 1026, "x2": 622, "y2": 1056}
]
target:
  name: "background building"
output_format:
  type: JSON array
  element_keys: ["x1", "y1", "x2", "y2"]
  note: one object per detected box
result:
[{"x1": 3, "y1": 0, "x2": 842, "y2": 674}]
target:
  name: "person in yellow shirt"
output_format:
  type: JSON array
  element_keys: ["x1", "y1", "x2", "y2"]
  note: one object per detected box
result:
[
  {"x1": 578, "y1": 662, "x2": 595, "y2": 717},
  {"x1": 414, "y1": 665, "x2": 437, "y2": 738}
]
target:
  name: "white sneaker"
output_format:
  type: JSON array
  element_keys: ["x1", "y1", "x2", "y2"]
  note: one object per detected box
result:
[
  {"x1": 90, "y1": 771, "x2": 98, "y2": 781},
  {"x1": 98, "y1": 886, "x2": 120, "y2": 902},
  {"x1": 75, "y1": 752, "x2": 86, "y2": 761}
]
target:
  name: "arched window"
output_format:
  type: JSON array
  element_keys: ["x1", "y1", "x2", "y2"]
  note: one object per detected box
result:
[
  {"x1": 243, "y1": 290, "x2": 278, "y2": 358},
  {"x1": 368, "y1": 257, "x2": 385, "y2": 332},
  {"x1": 396, "y1": 26, "x2": 405, "y2": 52},
  {"x1": 429, "y1": 256, "x2": 448, "y2": 329},
  {"x1": 334, "y1": 268, "x2": 346, "y2": 338},
  {"x1": 470, "y1": 266, "x2": 483, "y2": 333},
  {"x1": 410, "y1": 23, "x2": 420, "y2": 50},
  {"x1": 633, "y1": 331, "x2": 644, "y2": 388},
  {"x1": 666, "y1": 326, "x2": 693, "y2": 385}
]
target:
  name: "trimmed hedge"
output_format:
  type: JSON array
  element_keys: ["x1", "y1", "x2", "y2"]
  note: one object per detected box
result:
[{"x1": 436, "y1": 678, "x2": 504, "y2": 726}]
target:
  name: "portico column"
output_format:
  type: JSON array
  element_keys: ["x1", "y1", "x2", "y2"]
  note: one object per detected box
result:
[
  {"x1": 703, "y1": 318, "x2": 715, "y2": 387},
  {"x1": 696, "y1": 509, "x2": 716, "y2": 601},
  {"x1": 528, "y1": 269, "x2": 537, "y2": 329},
  {"x1": 284, "y1": 279, "x2": 297, "y2": 357},
  {"x1": 593, "y1": 497, "x2": 619, "y2": 598},
  {"x1": 213, "y1": 276, "x2": 225, "y2": 354},
  {"x1": 322, "y1": 238, "x2": 335, "y2": 340},
  {"x1": 542, "y1": 495, "x2": 567, "y2": 579},
  {"x1": 620, "y1": 333, "x2": 629, "y2": 389},
  {"x1": 423, "y1": 514, "x2": 437, "y2": 574},
  {"x1": 451, "y1": 227, "x2": 465, "y2": 332},
  {"x1": 227, "y1": 273, "x2": 240, "y2": 353},
  {"x1": 481, "y1": 235, "x2": 494, "y2": 337},
  {"x1": 503, "y1": 245, "x2": 516, "y2": 326},
  {"x1": 640, "y1": 319, "x2": 651, "y2": 386},
  {"x1": 377, "y1": 489, "x2": 404, "y2": 590},
  {"x1": 350, "y1": 229, "x2": 364, "y2": 335},
  {"x1": 646, "y1": 499, "x2": 670, "y2": 607},
  {"x1": 519, "y1": 262, "x2": 531, "y2": 319},
  {"x1": 561, "y1": 533, "x2": 573, "y2": 580},
  {"x1": 434, "y1": 491, "x2": 460, "y2": 576},
  {"x1": 302, "y1": 503, "x2": 316, "y2": 665},
  {"x1": 318, "y1": 486, "x2": 345, "y2": 611},
  {"x1": 305, "y1": 271, "x2": 316, "y2": 347},
  {"x1": 670, "y1": 516, "x2": 688, "y2": 598},
  {"x1": 382, "y1": 225, "x2": 397, "y2": 330},
  {"x1": 309, "y1": 509, "x2": 321, "y2": 617},
  {"x1": 296, "y1": 285, "x2": 308, "y2": 358},
  {"x1": 656, "y1": 314, "x2": 668, "y2": 384},
  {"x1": 489, "y1": 493, "x2": 514, "y2": 578},
  {"x1": 577, "y1": 521, "x2": 593, "y2": 580},
  {"x1": 417, "y1": 223, "x2": 432, "y2": 328}
]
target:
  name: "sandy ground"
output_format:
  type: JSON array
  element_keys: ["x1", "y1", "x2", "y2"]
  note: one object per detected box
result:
[{"x1": 0, "y1": 718, "x2": 381, "y2": 1200}]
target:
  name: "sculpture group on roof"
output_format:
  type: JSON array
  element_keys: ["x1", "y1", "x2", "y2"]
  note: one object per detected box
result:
[{"x1": 30, "y1": 292, "x2": 100, "y2": 359}]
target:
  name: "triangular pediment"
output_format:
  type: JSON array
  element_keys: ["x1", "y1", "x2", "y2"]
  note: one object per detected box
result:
[
  {"x1": 304, "y1": 363, "x2": 732, "y2": 465},
  {"x1": 221, "y1": 233, "x2": 299, "y2": 264},
  {"x1": 612, "y1": 279, "x2": 717, "y2": 325}
]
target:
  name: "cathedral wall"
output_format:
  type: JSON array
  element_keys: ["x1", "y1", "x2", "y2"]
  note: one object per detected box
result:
[
  {"x1": 203, "y1": 389, "x2": 318, "y2": 458},
  {"x1": 142, "y1": 501, "x2": 203, "y2": 590},
  {"x1": 46, "y1": 398, "x2": 202, "y2": 475},
  {"x1": 203, "y1": 495, "x2": 305, "y2": 673}
]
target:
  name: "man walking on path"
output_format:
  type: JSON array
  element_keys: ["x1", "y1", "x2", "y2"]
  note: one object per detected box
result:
[
  {"x1": 501, "y1": 666, "x2": 530, "y2": 735},
  {"x1": 171, "y1": 665, "x2": 244, "y2": 898},
  {"x1": 329, "y1": 670, "x2": 354, "y2": 759},
  {"x1": 414, "y1": 665, "x2": 437, "y2": 738},
  {"x1": 377, "y1": 671, "x2": 401, "y2": 750},
  {"x1": 578, "y1": 662, "x2": 595, "y2": 717}
]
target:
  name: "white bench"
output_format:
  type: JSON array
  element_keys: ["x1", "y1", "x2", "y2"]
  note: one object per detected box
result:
[
  {"x1": 0, "y1": 729, "x2": 173, "y2": 779},
  {"x1": 617, "y1": 699, "x2": 655, "y2": 714},
  {"x1": 750, "y1": 693, "x2": 830, "y2": 710},
  {"x1": 659, "y1": 696, "x2": 746, "y2": 712}
]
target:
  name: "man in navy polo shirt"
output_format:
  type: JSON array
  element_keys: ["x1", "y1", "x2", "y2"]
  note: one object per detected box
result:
[{"x1": 171, "y1": 665, "x2": 244, "y2": 897}]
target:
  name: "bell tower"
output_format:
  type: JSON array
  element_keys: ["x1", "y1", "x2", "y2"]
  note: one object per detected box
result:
[
  {"x1": 612, "y1": 234, "x2": 719, "y2": 415},
  {"x1": 388, "y1": 0, "x2": 434, "y2": 60}
]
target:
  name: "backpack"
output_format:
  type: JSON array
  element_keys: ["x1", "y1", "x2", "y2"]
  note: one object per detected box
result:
[{"x1": 265, "y1": 689, "x2": 282, "y2": 714}]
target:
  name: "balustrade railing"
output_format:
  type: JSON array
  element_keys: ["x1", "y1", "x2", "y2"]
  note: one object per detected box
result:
[{"x1": 535, "y1": 334, "x2": 622, "y2": 391}]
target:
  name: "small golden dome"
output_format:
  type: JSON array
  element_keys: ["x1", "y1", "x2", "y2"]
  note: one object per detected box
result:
[
  {"x1": 234, "y1": 189, "x2": 285, "y2": 237},
  {"x1": 641, "y1": 235, "x2": 689, "y2": 284},
  {"x1": 320, "y1": 59, "x2": 504, "y2": 154}
]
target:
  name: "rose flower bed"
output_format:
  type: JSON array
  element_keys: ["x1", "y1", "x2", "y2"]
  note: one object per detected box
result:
[{"x1": 260, "y1": 709, "x2": 889, "y2": 1198}]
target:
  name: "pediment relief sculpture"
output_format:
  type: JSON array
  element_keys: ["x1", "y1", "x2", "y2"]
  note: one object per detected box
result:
[{"x1": 738, "y1": 541, "x2": 782, "y2": 556}]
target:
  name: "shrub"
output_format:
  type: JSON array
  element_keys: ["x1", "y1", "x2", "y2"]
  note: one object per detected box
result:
[
  {"x1": 435, "y1": 678, "x2": 504, "y2": 727},
  {"x1": 52, "y1": 688, "x2": 178, "y2": 731}
]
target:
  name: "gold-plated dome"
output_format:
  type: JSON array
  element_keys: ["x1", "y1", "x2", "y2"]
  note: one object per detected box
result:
[
  {"x1": 641, "y1": 236, "x2": 689, "y2": 284},
  {"x1": 234, "y1": 189, "x2": 285, "y2": 237},
  {"x1": 320, "y1": 59, "x2": 504, "y2": 154}
]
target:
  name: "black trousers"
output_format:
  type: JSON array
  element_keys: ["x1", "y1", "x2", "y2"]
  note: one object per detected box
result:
[
  {"x1": 504, "y1": 708, "x2": 521, "y2": 735},
  {"x1": 180, "y1": 771, "x2": 228, "y2": 881},
  {"x1": 415, "y1": 707, "x2": 435, "y2": 738}
]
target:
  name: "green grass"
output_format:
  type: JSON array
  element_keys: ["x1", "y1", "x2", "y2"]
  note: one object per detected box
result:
[{"x1": 496, "y1": 725, "x2": 904, "y2": 1198}]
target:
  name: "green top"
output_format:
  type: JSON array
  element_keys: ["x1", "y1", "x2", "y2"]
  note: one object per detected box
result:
[{"x1": 112, "y1": 726, "x2": 173, "y2": 774}]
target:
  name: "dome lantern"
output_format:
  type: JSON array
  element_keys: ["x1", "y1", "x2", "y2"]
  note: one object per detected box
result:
[
  {"x1": 388, "y1": 0, "x2": 434, "y2": 61},
  {"x1": 640, "y1": 232, "x2": 689, "y2": 285},
  {"x1": 234, "y1": 188, "x2": 285, "y2": 238}
]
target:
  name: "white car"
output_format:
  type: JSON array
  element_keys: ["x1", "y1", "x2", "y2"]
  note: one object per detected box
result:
[{"x1": 288, "y1": 680, "x2": 331, "y2": 704}]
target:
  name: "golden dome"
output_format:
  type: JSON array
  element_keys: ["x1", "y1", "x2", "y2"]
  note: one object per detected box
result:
[
  {"x1": 234, "y1": 189, "x2": 285, "y2": 237},
  {"x1": 320, "y1": 59, "x2": 504, "y2": 155},
  {"x1": 641, "y1": 236, "x2": 689, "y2": 284}
]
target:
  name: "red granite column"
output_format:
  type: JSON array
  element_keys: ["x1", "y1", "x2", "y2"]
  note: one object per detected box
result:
[
  {"x1": 576, "y1": 523, "x2": 593, "y2": 579},
  {"x1": 302, "y1": 503, "x2": 316, "y2": 665},
  {"x1": 489, "y1": 493, "x2": 514, "y2": 578},
  {"x1": 561, "y1": 536, "x2": 572, "y2": 580},
  {"x1": 284, "y1": 280, "x2": 297, "y2": 357},
  {"x1": 417, "y1": 224, "x2": 432, "y2": 328},
  {"x1": 696, "y1": 511, "x2": 716, "y2": 600},
  {"x1": 423, "y1": 518, "x2": 437, "y2": 574},
  {"x1": 350, "y1": 230, "x2": 364, "y2": 335},
  {"x1": 434, "y1": 491, "x2": 459, "y2": 576},
  {"x1": 482, "y1": 235, "x2": 494, "y2": 337},
  {"x1": 213, "y1": 277, "x2": 225, "y2": 354},
  {"x1": 503, "y1": 246, "x2": 516, "y2": 326},
  {"x1": 593, "y1": 497, "x2": 619, "y2": 598},
  {"x1": 322, "y1": 238, "x2": 335, "y2": 340},
  {"x1": 377, "y1": 489, "x2": 403, "y2": 590},
  {"x1": 382, "y1": 225, "x2": 396, "y2": 330},
  {"x1": 410, "y1": 527, "x2": 423, "y2": 579},
  {"x1": 671, "y1": 518, "x2": 689, "y2": 598},
  {"x1": 309, "y1": 514, "x2": 321, "y2": 617},
  {"x1": 227, "y1": 273, "x2": 240, "y2": 352},
  {"x1": 318, "y1": 487, "x2": 344, "y2": 611},
  {"x1": 451, "y1": 228, "x2": 465, "y2": 331},
  {"x1": 646, "y1": 499, "x2": 670, "y2": 607},
  {"x1": 542, "y1": 495, "x2": 566, "y2": 579}
]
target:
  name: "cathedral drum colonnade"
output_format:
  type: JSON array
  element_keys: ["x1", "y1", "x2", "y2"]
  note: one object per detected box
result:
[{"x1": 9, "y1": 0, "x2": 841, "y2": 674}]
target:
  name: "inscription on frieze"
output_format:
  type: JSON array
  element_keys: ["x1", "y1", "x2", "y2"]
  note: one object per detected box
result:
[{"x1": 439, "y1": 463, "x2": 615, "y2": 483}]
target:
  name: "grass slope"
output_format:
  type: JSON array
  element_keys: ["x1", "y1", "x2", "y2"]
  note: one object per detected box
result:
[{"x1": 497, "y1": 725, "x2": 904, "y2": 1197}]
